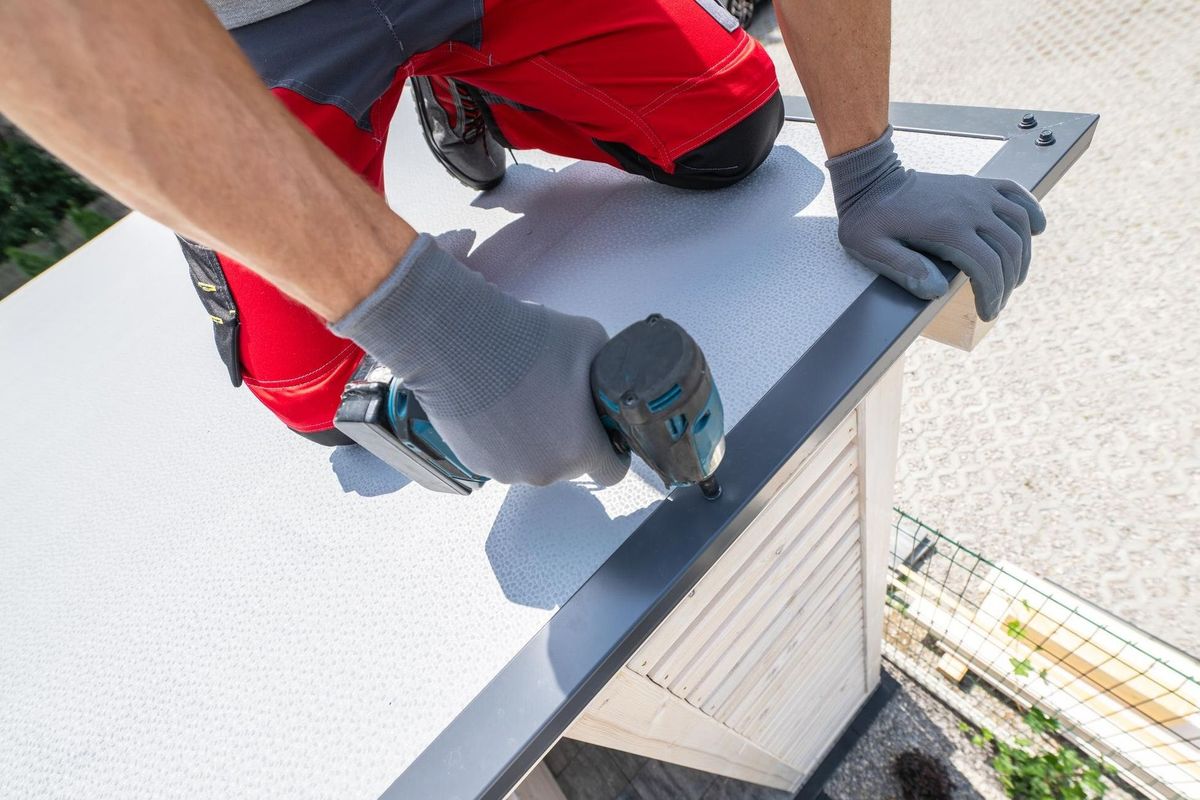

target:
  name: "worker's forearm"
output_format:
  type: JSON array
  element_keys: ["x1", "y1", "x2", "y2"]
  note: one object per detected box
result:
[
  {"x1": 774, "y1": 0, "x2": 891, "y2": 157},
  {"x1": 0, "y1": 0, "x2": 415, "y2": 320}
]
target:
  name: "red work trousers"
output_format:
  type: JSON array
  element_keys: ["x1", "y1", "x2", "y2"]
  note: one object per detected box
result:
[{"x1": 185, "y1": 0, "x2": 780, "y2": 437}]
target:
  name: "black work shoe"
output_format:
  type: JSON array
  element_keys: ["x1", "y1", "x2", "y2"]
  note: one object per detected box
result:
[{"x1": 410, "y1": 76, "x2": 507, "y2": 191}]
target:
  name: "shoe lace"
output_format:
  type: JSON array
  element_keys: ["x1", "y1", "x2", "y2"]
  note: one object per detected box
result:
[{"x1": 457, "y1": 87, "x2": 487, "y2": 143}]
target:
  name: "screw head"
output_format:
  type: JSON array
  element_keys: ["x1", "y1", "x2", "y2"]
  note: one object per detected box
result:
[
  {"x1": 622, "y1": 392, "x2": 638, "y2": 407},
  {"x1": 1035, "y1": 129, "x2": 1056, "y2": 146},
  {"x1": 1018, "y1": 113, "x2": 1038, "y2": 129}
]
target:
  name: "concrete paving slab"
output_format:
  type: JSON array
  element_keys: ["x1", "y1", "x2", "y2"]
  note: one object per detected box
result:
[{"x1": 756, "y1": 0, "x2": 1200, "y2": 656}]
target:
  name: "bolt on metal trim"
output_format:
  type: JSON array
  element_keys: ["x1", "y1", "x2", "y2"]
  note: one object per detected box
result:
[{"x1": 387, "y1": 97, "x2": 1099, "y2": 800}]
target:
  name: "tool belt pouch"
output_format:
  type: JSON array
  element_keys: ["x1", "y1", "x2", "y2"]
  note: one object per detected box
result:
[{"x1": 176, "y1": 237, "x2": 242, "y2": 387}]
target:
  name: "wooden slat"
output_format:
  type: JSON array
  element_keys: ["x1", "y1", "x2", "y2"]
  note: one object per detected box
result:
[
  {"x1": 723, "y1": 554, "x2": 864, "y2": 735},
  {"x1": 984, "y1": 568, "x2": 1200, "y2": 740},
  {"x1": 921, "y1": 282, "x2": 996, "y2": 351},
  {"x1": 1014, "y1": 612, "x2": 1200, "y2": 739},
  {"x1": 760, "y1": 614, "x2": 866, "y2": 750},
  {"x1": 711, "y1": 559, "x2": 861, "y2": 725},
  {"x1": 735, "y1": 594, "x2": 865, "y2": 742},
  {"x1": 722, "y1": 557, "x2": 862, "y2": 730},
  {"x1": 670, "y1": 490, "x2": 862, "y2": 704},
  {"x1": 566, "y1": 668, "x2": 801, "y2": 790},
  {"x1": 649, "y1": 460, "x2": 860, "y2": 689},
  {"x1": 855, "y1": 358, "x2": 904, "y2": 692},
  {"x1": 703, "y1": 537, "x2": 863, "y2": 720},
  {"x1": 782, "y1": 655, "x2": 870, "y2": 770},
  {"x1": 761, "y1": 637, "x2": 866, "y2": 759},
  {"x1": 628, "y1": 418, "x2": 857, "y2": 676},
  {"x1": 937, "y1": 653, "x2": 970, "y2": 683},
  {"x1": 727, "y1": 603, "x2": 864, "y2": 744}
]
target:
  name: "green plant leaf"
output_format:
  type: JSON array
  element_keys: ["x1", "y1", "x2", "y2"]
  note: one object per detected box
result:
[
  {"x1": 5, "y1": 246, "x2": 56, "y2": 277},
  {"x1": 68, "y1": 206, "x2": 114, "y2": 240},
  {"x1": 980, "y1": 716, "x2": 1108, "y2": 798},
  {"x1": 1, "y1": 137, "x2": 97, "y2": 253},
  {"x1": 1025, "y1": 707, "x2": 1060, "y2": 734}
]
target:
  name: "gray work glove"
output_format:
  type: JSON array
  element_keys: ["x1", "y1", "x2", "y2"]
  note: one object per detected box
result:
[
  {"x1": 827, "y1": 127, "x2": 1046, "y2": 321},
  {"x1": 332, "y1": 234, "x2": 629, "y2": 487}
]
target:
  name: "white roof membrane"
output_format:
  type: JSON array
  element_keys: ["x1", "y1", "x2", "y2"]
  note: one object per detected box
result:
[{"x1": 0, "y1": 97, "x2": 1002, "y2": 798}]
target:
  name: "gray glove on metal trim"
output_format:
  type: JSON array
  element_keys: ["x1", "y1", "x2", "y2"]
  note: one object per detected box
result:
[
  {"x1": 331, "y1": 234, "x2": 629, "y2": 487},
  {"x1": 827, "y1": 127, "x2": 1046, "y2": 321}
]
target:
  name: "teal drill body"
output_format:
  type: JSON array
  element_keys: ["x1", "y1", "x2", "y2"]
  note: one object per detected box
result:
[{"x1": 334, "y1": 314, "x2": 725, "y2": 498}]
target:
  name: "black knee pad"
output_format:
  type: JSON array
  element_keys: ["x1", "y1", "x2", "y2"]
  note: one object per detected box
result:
[
  {"x1": 671, "y1": 90, "x2": 784, "y2": 189},
  {"x1": 596, "y1": 90, "x2": 784, "y2": 190}
]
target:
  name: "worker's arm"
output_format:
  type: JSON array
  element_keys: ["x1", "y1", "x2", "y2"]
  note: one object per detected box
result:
[
  {"x1": 0, "y1": 0, "x2": 412, "y2": 321},
  {"x1": 773, "y1": 0, "x2": 1046, "y2": 320},
  {"x1": 0, "y1": 0, "x2": 626, "y2": 486}
]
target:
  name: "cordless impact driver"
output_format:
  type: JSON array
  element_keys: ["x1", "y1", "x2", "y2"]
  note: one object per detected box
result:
[{"x1": 333, "y1": 314, "x2": 725, "y2": 498}]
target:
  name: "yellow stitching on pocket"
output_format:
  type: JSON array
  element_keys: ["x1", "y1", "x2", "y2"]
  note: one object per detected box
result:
[
  {"x1": 197, "y1": 282, "x2": 218, "y2": 292},
  {"x1": 209, "y1": 315, "x2": 224, "y2": 325}
]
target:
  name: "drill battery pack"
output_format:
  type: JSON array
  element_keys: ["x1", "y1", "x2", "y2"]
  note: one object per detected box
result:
[{"x1": 333, "y1": 357, "x2": 488, "y2": 495}]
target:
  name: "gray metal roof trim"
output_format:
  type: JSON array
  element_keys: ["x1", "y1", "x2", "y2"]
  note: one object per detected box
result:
[{"x1": 382, "y1": 97, "x2": 1097, "y2": 800}]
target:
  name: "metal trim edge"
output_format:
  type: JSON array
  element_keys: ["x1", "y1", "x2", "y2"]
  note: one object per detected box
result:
[{"x1": 383, "y1": 97, "x2": 1098, "y2": 800}]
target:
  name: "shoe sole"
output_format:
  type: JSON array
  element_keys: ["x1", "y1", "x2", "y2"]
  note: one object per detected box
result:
[{"x1": 410, "y1": 78, "x2": 506, "y2": 193}]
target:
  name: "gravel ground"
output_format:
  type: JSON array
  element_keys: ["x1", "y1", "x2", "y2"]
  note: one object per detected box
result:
[
  {"x1": 823, "y1": 664, "x2": 1137, "y2": 800},
  {"x1": 825, "y1": 665, "x2": 1008, "y2": 800},
  {"x1": 755, "y1": 1, "x2": 1200, "y2": 656}
]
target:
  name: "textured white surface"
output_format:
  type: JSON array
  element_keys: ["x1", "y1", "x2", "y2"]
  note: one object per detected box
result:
[{"x1": 0, "y1": 98, "x2": 1001, "y2": 799}]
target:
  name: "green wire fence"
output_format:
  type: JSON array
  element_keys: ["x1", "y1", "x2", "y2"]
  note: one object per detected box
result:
[{"x1": 883, "y1": 509, "x2": 1200, "y2": 800}]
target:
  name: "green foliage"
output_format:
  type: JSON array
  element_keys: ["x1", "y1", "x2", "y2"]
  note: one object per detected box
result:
[
  {"x1": 963, "y1": 708, "x2": 1112, "y2": 799},
  {"x1": 1005, "y1": 619, "x2": 1027, "y2": 639},
  {"x1": 1025, "y1": 707, "x2": 1061, "y2": 735},
  {"x1": 68, "y1": 206, "x2": 114, "y2": 239},
  {"x1": 0, "y1": 136, "x2": 97, "y2": 253},
  {"x1": 5, "y1": 246, "x2": 57, "y2": 278},
  {"x1": 0, "y1": 134, "x2": 110, "y2": 278},
  {"x1": 990, "y1": 735, "x2": 1110, "y2": 799},
  {"x1": 886, "y1": 588, "x2": 910, "y2": 614},
  {"x1": 970, "y1": 725, "x2": 994, "y2": 749},
  {"x1": 1010, "y1": 656, "x2": 1035, "y2": 677}
]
